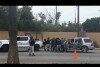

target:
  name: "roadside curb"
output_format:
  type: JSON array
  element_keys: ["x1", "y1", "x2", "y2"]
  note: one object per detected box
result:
[{"x1": 95, "y1": 48, "x2": 100, "y2": 50}]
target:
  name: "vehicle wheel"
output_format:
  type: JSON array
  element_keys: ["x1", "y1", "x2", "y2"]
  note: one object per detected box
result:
[
  {"x1": 81, "y1": 46, "x2": 88, "y2": 53},
  {"x1": 1, "y1": 45, "x2": 9, "y2": 52},
  {"x1": 34, "y1": 44, "x2": 39, "y2": 51}
]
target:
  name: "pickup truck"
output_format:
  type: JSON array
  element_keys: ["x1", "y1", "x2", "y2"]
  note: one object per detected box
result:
[{"x1": 0, "y1": 36, "x2": 43, "y2": 52}]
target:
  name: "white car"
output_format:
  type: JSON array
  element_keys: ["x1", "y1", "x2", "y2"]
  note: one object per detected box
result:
[
  {"x1": 35, "y1": 40, "x2": 43, "y2": 48},
  {"x1": 34, "y1": 39, "x2": 43, "y2": 51}
]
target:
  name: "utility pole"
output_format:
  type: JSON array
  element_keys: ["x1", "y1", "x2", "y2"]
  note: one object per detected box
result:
[
  {"x1": 75, "y1": 6, "x2": 76, "y2": 24},
  {"x1": 77, "y1": 6, "x2": 80, "y2": 37},
  {"x1": 55, "y1": 5, "x2": 57, "y2": 24},
  {"x1": 75, "y1": 6, "x2": 77, "y2": 32}
]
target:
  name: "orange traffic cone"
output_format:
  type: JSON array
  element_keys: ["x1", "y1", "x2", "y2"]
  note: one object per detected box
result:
[{"x1": 73, "y1": 49, "x2": 78, "y2": 60}]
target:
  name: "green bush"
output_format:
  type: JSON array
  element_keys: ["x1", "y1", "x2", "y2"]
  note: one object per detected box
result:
[{"x1": 93, "y1": 41, "x2": 99, "y2": 48}]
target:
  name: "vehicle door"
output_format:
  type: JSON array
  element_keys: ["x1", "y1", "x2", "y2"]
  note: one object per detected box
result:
[
  {"x1": 17, "y1": 37, "x2": 29, "y2": 51},
  {"x1": 69, "y1": 39, "x2": 74, "y2": 48},
  {"x1": 77, "y1": 38, "x2": 83, "y2": 49}
]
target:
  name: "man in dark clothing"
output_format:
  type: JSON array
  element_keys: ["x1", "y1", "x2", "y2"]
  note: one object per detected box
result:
[
  {"x1": 29, "y1": 36, "x2": 35, "y2": 56},
  {"x1": 61, "y1": 38, "x2": 65, "y2": 52},
  {"x1": 46, "y1": 37, "x2": 51, "y2": 51},
  {"x1": 43, "y1": 39, "x2": 47, "y2": 51},
  {"x1": 56, "y1": 38, "x2": 61, "y2": 52},
  {"x1": 51, "y1": 38, "x2": 55, "y2": 51}
]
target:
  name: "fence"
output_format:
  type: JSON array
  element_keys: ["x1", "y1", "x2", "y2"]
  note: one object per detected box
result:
[{"x1": 0, "y1": 31, "x2": 100, "y2": 47}]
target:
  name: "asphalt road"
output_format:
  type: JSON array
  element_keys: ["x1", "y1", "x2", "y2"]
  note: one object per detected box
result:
[{"x1": 0, "y1": 49, "x2": 100, "y2": 64}]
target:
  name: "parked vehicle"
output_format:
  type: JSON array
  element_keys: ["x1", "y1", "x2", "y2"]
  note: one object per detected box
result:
[
  {"x1": 66, "y1": 37, "x2": 94, "y2": 53},
  {"x1": 0, "y1": 36, "x2": 43, "y2": 52},
  {"x1": 34, "y1": 39, "x2": 43, "y2": 51}
]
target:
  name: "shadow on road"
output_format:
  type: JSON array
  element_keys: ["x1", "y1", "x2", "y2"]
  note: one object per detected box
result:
[
  {"x1": 0, "y1": 49, "x2": 95, "y2": 54},
  {"x1": 65, "y1": 50, "x2": 95, "y2": 53}
]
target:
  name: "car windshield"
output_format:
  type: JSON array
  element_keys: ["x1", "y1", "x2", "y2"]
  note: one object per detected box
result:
[{"x1": 84, "y1": 39, "x2": 92, "y2": 43}]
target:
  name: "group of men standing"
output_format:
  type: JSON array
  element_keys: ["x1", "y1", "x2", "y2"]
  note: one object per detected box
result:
[
  {"x1": 43, "y1": 37, "x2": 67, "y2": 52},
  {"x1": 28, "y1": 36, "x2": 68, "y2": 56}
]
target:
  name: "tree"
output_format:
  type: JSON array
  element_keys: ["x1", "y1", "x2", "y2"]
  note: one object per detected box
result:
[
  {"x1": 38, "y1": 12, "x2": 46, "y2": 22},
  {"x1": 32, "y1": 20, "x2": 44, "y2": 39},
  {"x1": 66, "y1": 21, "x2": 78, "y2": 32},
  {"x1": 20, "y1": 6, "x2": 34, "y2": 33},
  {"x1": 82, "y1": 17, "x2": 100, "y2": 32},
  {"x1": 7, "y1": 6, "x2": 19, "y2": 64},
  {"x1": 61, "y1": 22, "x2": 67, "y2": 32},
  {"x1": 0, "y1": 6, "x2": 8, "y2": 31},
  {"x1": 17, "y1": 7, "x2": 24, "y2": 31},
  {"x1": 0, "y1": 6, "x2": 84, "y2": 32},
  {"x1": 55, "y1": 12, "x2": 61, "y2": 24},
  {"x1": 45, "y1": 9, "x2": 61, "y2": 24}
]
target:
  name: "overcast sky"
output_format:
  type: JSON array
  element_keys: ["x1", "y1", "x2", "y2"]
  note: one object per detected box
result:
[{"x1": 30, "y1": 6, "x2": 100, "y2": 24}]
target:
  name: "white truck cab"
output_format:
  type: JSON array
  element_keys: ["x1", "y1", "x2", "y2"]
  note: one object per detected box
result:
[
  {"x1": 0, "y1": 36, "x2": 43, "y2": 52},
  {"x1": 17, "y1": 36, "x2": 30, "y2": 51}
]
